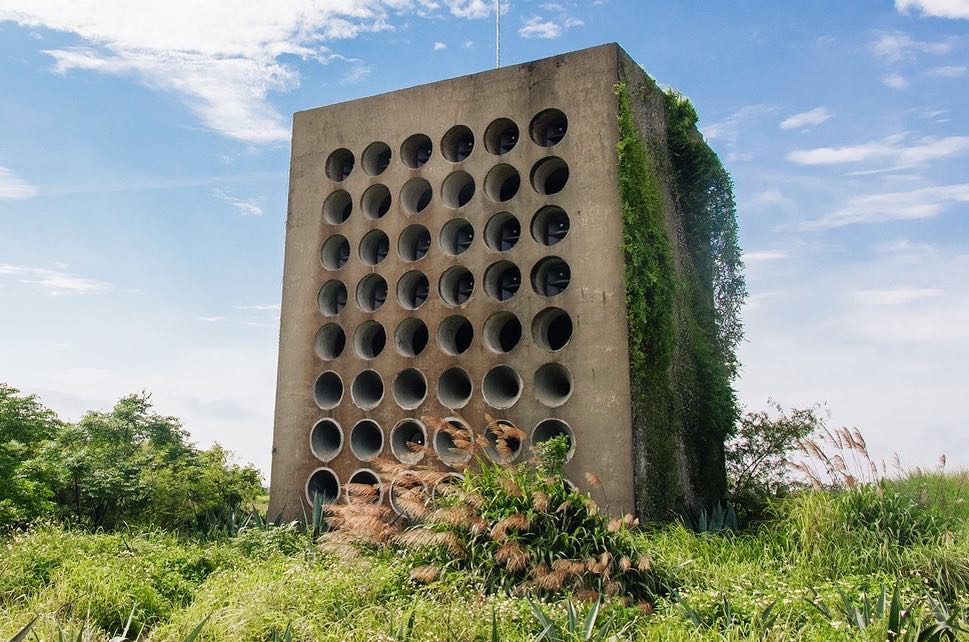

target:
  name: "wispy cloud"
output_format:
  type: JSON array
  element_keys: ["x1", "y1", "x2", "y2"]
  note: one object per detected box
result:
[
  {"x1": 927, "y1": 65, "x2": 968, "y2": 77},
  {"x1": 214, "y1": 190, "x2": 262, "y2": 216},
  {"x1": 339, "y1": 63, "x2": 371, "y2": 85},
  {"x1": 197, "y1": 316, "x2": 225, "y2": 323},
  {"x1": 518, "y1": 3, "x2": 584, "y2": 40},
  {"x1": 702, "y1": 104, "x2": 774, "y2": 144},
  {"x1": 0, "y1": 263, "x2": 109, "y2": 295},
  {"x1": 855, "y1": 287, "x2": 944, "y2": 305},
  {"x1": 779, "y1": 107, "x2": 832, "y2": 130},
  {"x1": 870, "y1": 30, "x2": 954, "y2": 61},
  {"x1": 0, "y1": 1, "x2": 495, "y2": 144},
  {"x1": 0, "y1": 166, "x2": 38, "y2": 199},
  {"x1": 433, "y1": 41, "x2": 447, "y2": 51},
  {"x1": 806, "y1": 183, "x2": 969, "y2": 228},
  {"x1": 882, "y1": 73, "x2": 909, "y2": 89},
  {"x1": 787, "y1": 133, "x2": 969, "y2": 166},
  {"x1": 744, "y1": 250, "x2": 789, "y2": 263},
  {"x1": 896, "y1": 0, "x2": 969, "y2": 20},
  {"x1": 236, "y1": 304, "x2": 280, "y2": 311}
]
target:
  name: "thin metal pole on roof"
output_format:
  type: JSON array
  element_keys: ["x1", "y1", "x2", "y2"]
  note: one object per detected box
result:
[{"x1": 496, "y1": 0, "x2": 500, "y2": 68}]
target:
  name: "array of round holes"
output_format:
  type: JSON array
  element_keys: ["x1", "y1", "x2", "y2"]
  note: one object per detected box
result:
[{"x1": 309, "y1": 108, "x2": 581, "y2": 482}]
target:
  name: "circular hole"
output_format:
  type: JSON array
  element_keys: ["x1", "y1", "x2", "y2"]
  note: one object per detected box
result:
[
  {"x1": 393, "y1": 368, "x2": 427, "y2": 410},
  {"x1": 482, "y1": 365, "x2": 522, "y2": 409},
  {"x1": 530, "y1": 108, "x2": 568, "y2": 147},
  {"x1": 484, "y1": 117, "x2": 520, "y2": 155},
  {"x1": 321, "y1": 234, "x2": 351, "y2": 270},
  {"x1": 484, "y1": 164, "x2": 520, "y2": 202},
  {"x1": 353, "y1": 320, "x2": 386, "y2": 359},
  {"x1": 310, "y1": 419, "x2": 343, "y2": 462},
  {"x1": 441, "y1": 171, "x2": 476, "y2": 209},
  {"x1": 439, "y1": 266, "x2": 475, "y2": 306},
  {"x1": 484, "y1": 212, "x2": 520, "y2": 252},
  {"x1": 362, "y1": 142, "x2": 391, "y2": 176},
  {"x1": 356, "y1": 274, "x2": 388, "y2": 312},
  {"x1": 397, "y1": 270, "x2": 430, "y2": 310},
  {"x1": 395, "y1": 318, "x2": 429, "y2": 357},
  {"x1": 306, "y1": 467, "x2": 340, "y2": 505},
  {"x1": 530, "y1": 157, "x2": 570, "y2": 195},
  {"x1": 398, "y1": 224, "x2": 431, "y2": 262},
  {"x1": 483, "y1": 312, "x2": 522, "y2": 354},
  {"x1": 532, "y1": 307, "x2": 573, "y2": 352},
  {"x1": 391, "y1": 420, "x2": 428, "y2": 464},
  {"x1": 433, "y1": 418, "x2": 474, "y2": 465},
  {"x1": 483, "y1": 419, "x2": 523, "y2": 463},
  {"x1": 326, "y1": 148, "x2": 355, "y2": 181},
  {"x1": 531, "y1": 257, "x2": 571, "y2": 297},
  {"x1": 440, "y1": 218, "x2": 474, "y2": 256},
  {"x1": 431, "y1": 472, "x2": 464, "y2": 500},
  {"x1": 350, "y1": 419, "x2": 384, "y2": 460},
  {"x1": 323, "y1": 189, "x2": 353, "y2": 225},
  {"x1": 314, "y1": 371, "x2": 343, "y2": 409},
  {"x1": 441, "y1": 125, "x2": 475, "y2": 162},
  {"x1": 346, "y1": 469, "x2": 383, "y2": 504},
  {"x1": 351, "y1": 370, "x2": 384, "y2": 410},
  {"x1": 437, "y1": 315, "x2": 474, "y2": 356},
  {"x1": 484, "y1": 261, "x2": 521, "y2": 302},
  {"x1": 534, "y1": 363, "x2": 574, "y2": 407},
  {"x1": 401, "y1": 177, "x2": 433, "y2": 215},
  {"x1": 401, "y1": 133, "x2": 432, "y2": 169},
  {"x1": 437, "y1": 367, "x2": 472, "y2": 408},
  {"x1": 314, "y1": 323, "x2": 346, "y2": 360},
  {"x1": 532, "y1": 419, "x2": 576, "y2": 461},
  {"x1": 361, "y1": 184, "x2": 392, "y2": 220},
  {"x1": 359, "y1": 229, "x2": 390, "y2": 266},
  {"x1": 531, "y1": 206, "x2": 570, "y2": 246},
  {"x1": 389, "y1": 474, "x2": 429, "y2": 516},
  {"x1": 318, "y1": 280, "x2": 348, "y2": 316}
]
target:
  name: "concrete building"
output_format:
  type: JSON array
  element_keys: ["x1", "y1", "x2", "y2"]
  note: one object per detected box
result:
[{"x1": 269, "y1": 43, "x2": 729, "y2": 520}]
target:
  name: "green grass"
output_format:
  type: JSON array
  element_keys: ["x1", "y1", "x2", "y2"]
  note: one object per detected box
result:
[{"x1": 2, "y1": 472, "x2": 967, "y2": 641}]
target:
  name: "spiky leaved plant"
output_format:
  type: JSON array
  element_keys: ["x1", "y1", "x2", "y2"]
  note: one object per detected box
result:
[{"x1": 320, "y1": 415, "x2": 670, "y2": 605}]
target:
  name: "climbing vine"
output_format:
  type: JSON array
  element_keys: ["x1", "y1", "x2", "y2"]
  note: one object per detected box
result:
[{"x1": 616, "y1": 79, "x2": 746, "y2": 518}]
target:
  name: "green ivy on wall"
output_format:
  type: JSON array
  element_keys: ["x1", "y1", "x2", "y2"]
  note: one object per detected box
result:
[{"x1": 616, "y1": 81, "x2": 746, "y2": 518}]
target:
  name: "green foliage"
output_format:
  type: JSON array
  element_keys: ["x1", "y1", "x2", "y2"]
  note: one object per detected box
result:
[
  {"x1": 534, "y1": 434, "x2": 570, "y2": 479},
  {"x1": 680, "y1": 502, "x2": 738, "y2": 534},
  {"x1": 0, "y1": 384, "x2": 61, "y2": 528},
  {"x1": 615, "y1": 83, "x2": 681, "y2": 519},
  {"x1": 0, "y1": 387, "x2": 263, "y2": 531},
  {"x1": 529, "y1": 595, "x2": 633, "y2": 641},
  {"x1": 725, "y1": 401, "x2": 824, "y2": 517}
]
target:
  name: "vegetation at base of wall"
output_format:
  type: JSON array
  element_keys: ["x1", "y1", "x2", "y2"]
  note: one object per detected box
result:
[
  {"x1": 2, "y1": 468, "x2": 967, "y2": 641},
  {"x1": 0, "y1": 383, "x2": 263, "y2": 531}
]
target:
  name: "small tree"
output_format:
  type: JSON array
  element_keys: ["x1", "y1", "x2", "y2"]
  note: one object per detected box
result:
[{"x1": 725, "y1": 400, "x2": 824, "y2": 518}]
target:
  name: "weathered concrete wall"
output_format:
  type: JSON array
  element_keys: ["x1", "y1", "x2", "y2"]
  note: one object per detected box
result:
[{"x1": 270, "y1": 44, "x2": 641, "y2": 519}]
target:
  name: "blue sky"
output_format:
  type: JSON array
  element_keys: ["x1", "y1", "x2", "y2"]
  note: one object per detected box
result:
[{"x1": 1, "y1": 0, "x2": 967, "y2": 476}]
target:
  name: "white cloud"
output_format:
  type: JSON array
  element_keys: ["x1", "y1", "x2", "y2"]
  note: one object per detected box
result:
[
  {"x1": 463, "y1": 40, "x2": 474, "y2": 48},
  {"x1": 855, "y1": 287, "x2": 944, "y2": 305},
  {"x1": 787, "y1": 133, "x2": 969, "y2": 166},
  {"x1": 702, "y1": 104, "x2": 773, "y2": 144},
  {"x1": 806, "y1": 183, "x2": 969, "y2": 228},
  {"x1": 0, "y1": 1, "x2": 490, "y2": 144},
  {"x1": 896, "y1": 0, "x2": 969, "y2": 19},
  {"x1": 236, "y1": 304, "x2": 280, "y2": 311},
  {"x1": 339, "y1": 63, "x2": 371, "y2": 85},
  {"x1": 214, "y1": 190, "x2": 262, "y2": 216},
  {"x1": 882, "y1": 73, "x2": 909, "y2": 89},
  {"x1": 779, "y1": 107, "x2": 832, "y2": 130},
  {"x1": 744, "y1": 250, "x2": 789, "y2": 263},
  {"x1": 519, "y1": 16, "x2": 562, "y2": 39},
  {"x1": 927, "y1": 64, "x2": 968, "y2": 77},
  {"x1": 0, "y1": 166, "x2": 38, "y2": 199},
  {"x1": 870, "y1": 30, "x2": 954, "y2": 61},
  {"x1": 0, "y1": 263, "x2": 109, "y2": 294},
  {"x1": 433, "y1": 41, "x2": 446, "y2": 51},
  {"x1": 197, "y1": 316, "x2": 225, "y2": 323}
]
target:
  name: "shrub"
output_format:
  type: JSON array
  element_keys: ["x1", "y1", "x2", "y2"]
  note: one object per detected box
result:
[{"x1": 321, "y1": 417, "x2": 672, "y2": 604}]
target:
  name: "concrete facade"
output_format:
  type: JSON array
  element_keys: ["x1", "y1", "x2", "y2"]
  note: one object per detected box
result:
[{"x1": 270, "y1": 44, "x2": 643, "y2": 518}]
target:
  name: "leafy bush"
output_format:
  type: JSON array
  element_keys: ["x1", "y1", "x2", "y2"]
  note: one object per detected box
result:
[{"x1": 322, "y1": 417, "x2": 671, "y2": 603}]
